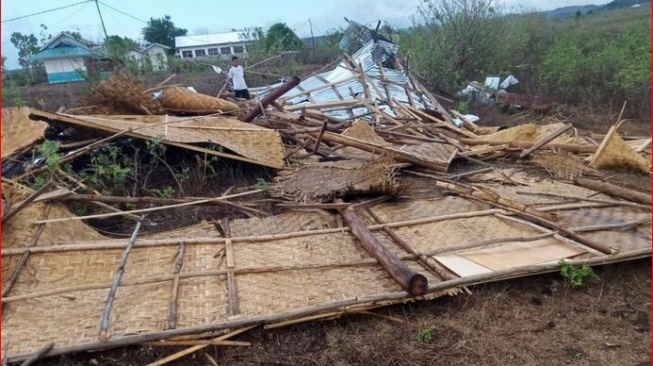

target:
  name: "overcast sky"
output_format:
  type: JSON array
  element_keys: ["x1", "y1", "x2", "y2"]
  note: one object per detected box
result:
[{"x1": 2, "y1": 0, "x2": 602, "y2": 69}]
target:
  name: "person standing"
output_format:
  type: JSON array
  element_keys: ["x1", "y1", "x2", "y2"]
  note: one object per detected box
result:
[{"x1": 227, "y1": 56, "x2": 250, "y2": 99}]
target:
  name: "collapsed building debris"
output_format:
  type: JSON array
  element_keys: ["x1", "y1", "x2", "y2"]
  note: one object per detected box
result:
[{"x1": 1, "y1": 19, "x2": 651, "y2": 364}]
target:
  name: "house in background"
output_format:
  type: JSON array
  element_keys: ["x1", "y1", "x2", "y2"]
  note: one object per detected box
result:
[
  {"x1": 125, "y1": 43, "x2": 170, "y2": 71},
  {"x1": 174, "y1": 31, "x2": 255, "y2": 59},
  {"x1": 32, "y1": 32, "x2": 109, "y2": 84}
]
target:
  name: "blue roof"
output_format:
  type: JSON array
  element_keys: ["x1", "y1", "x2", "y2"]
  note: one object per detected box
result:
[
  {"x1": 32, "y1": 44, "x2": 106, "y2": 60},
  {"x1": 32, "y1": 33, "x2": 107, "y2": 61}
]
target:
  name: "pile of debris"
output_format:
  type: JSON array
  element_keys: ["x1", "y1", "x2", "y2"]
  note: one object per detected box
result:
[{"x1": 2, "y1": 19, "x2": 651, "y2": 365}]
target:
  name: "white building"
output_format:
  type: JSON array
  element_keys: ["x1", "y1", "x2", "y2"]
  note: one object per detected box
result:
[
  {"x1": 174, "y1": 31, "x2": 255, "y2": 59},
  {"x1": 126, "y1": 43, "x2": 170, "y2": 71}
]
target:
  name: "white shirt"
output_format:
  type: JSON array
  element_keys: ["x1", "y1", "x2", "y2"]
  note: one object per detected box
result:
[{"x1": 228, "y1": 65, "x2": 247, "y2": 90}]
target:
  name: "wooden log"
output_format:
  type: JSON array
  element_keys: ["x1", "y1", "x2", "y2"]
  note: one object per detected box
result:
[
  {"x1": 573, "y1": 177, "x2": 651, "y2": 205},
  {"x1": 167, "y1": 241, "x2": 186, "y2": 330},
  {"x1": 336, "y1": 200, "x2": 428, "y2": 296},
  {"x1": 519, "y1": 124, "x2": 573, "y2": 158},
  {"x1": 366, "y1": 207, "x2": 456, "y2": 281},
  {"x1": 98, "y1": 216, "x2": 146, "y2": 341},
  {"x1": 241, "y1": 76, "x2": 301, "y2": 122}
]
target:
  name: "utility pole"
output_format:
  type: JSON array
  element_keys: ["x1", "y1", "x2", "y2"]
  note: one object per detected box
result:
[
  {"x1": 94, "y1": 0, "x2": 108, "y2": 41},
  {"x1": 309, "y1": 18, "x2": 315, "y2": 51}
]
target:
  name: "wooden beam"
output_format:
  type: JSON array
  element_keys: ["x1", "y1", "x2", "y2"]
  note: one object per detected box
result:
[
  {"x1": 242, "y1": 76, "x2": 300, "y2": 122},
  {"x1": 574, "y1": 177, "x2": 651, "y2": 205},
  {"x1": 336, "y1": 200, "x2": 428, "y2": 296},
  {"x1": 519, "y1": 124, "x2": 573, "y2": 158}
]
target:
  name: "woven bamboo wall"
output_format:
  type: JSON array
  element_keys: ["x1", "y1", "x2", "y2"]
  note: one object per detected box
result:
[{"x1": 2, "y1": 181, "x2": 651, "y2": 359}]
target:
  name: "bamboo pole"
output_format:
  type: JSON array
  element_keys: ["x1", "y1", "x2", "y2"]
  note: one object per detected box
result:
[
  {"x1": 223, "y1": 218, "x2": 240, "y2": 316},
  {"x1": 573, "y1": 177, "x2": 651, "y2": 205},
  {"x1": 31, "y1": 190, "x2": 263, "y2": 224},
  {"x1": 3, "y1": 209, "x2": 504, "y2": 256},
  {"x1": 519, "y1": 124, "x2": 573, "y2": 158},
  {"x1": 142, "y1": 326, "x2": 256, "y2": 366},
  {"x1": 336, "y1": 200, "x2": 428, "y2": 296},
  {"x1": 459, "y1": 137, "x2": 598, "y2": 154},
  {"x1": 99, "y1": 215, "x2": 146, "y2": 341},
  {"x1": 7, "y1": 247, "x2": 649, "y2": 364},
  {"x1": 2, "y1": 180, "x2": 52, "y2": 224},
  {"x1": 19, "y1": 342, "x2": 55, "y2": 366},
  {"x1": 167, "y1": 241, "x2": 186, "y2": 330}
]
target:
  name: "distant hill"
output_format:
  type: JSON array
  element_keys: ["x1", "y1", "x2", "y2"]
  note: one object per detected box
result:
[{"x1": 545, "y1": 0, "x2": 649, "y2": 17}]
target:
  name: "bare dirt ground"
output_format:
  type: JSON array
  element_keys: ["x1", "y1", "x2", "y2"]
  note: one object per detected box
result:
[{"x1": 6, "y1": 70, "x2": 652, "y2": 366}]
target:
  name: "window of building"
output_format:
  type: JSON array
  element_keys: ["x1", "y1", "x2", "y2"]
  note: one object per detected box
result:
[
  {"x1": 195, "y1": 49, "x2": 206, "y2": 57},
  {"x1": 233, "y1": 45, "x2": 244, "y2": 53},
  {"x1": 208, "y1": 48, "x2": 219, "y2": 56},
  {"x1": 220, "y1": 47, "x2": 231, "y2": 55},
  {"x1": 181, "y1": 50, "x2": 193, "y2": 58}
]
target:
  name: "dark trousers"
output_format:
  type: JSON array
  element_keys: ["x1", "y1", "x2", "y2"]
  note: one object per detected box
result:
[{"x1": 234, "y1": 89, "x2": 250, "y2": 99}]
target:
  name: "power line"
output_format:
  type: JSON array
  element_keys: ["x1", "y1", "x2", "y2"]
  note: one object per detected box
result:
[
  {"x1": 98, "y1": 1, "x2": 147, "y2": 24},
  {"x1": 2, "y1": 0, "x2": 91, "y2": 23},
  {"x1": 48, "y1": 1, "x2": 90, "y2": 28}
]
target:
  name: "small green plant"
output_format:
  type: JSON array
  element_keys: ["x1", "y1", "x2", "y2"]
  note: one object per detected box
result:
[
  {"x1": 417, "y1": 325, "x2": 435, "y2": 344},
  {"x1": 151, "y1": 186, "x2": 176, "y2": 199},
  {"x1": 457, "y1": 100, "x2": 469, "y2": 115},
  {"x1": 254, "y1": 177, "x2": 269, "y2": 189},
  {"x1": 559, "y1": 260, "x2": 598, "y2": 288}
]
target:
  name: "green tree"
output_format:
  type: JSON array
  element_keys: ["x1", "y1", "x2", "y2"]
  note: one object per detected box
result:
[
  {"x1": 104, "y1": 35, "x2": 139, "y2": 60},
  {"x1": 403, "y1": 0, "x2": 513, "y2": 91},
  {"x1": 10, "y1": 32, "x2": 40, "y2": 70},
  {"x1": 263, "y1": 23, "x2": 302, "y2": 53},
  {"x1": 142, "y1": 15, "x2": 187, "y2": 52},
  {"x1": 1, "y1": 55, "x2": 6, "y2": 74}
]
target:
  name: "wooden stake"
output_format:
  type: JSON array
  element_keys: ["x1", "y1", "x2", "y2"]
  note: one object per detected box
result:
[
  {"x1": 336, "y1": 200, "x2": 428, "y2": 296},
  {"x1": 99, "y1": 215, "x2": 146, "y2": 341},
  {"x1": 311, "y1": 121, "x2": 328, "y2": 154},
  {"x1": 167, "y1": 241, "x2": 186, "y2": 330}
]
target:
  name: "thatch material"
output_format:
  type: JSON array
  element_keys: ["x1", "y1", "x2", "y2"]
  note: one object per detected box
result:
[
  {"x1": 588, "y1": 126, "x2": 651, "y2": 173},
  {"x1": 271, "y1": 159, "x2": 401, "y2": 202},
  {"x1": 79, "y1": 69, "x2": 165, "y2": 115},
  {"x1": 158, "y1": 86, "x2": 241, "y2": 116},
  {"x1": 482, "y1": 123, "x2": 575, "y2": 144},
  {"x1": 1, "y1": 107, "x2": 49, "y2": 158},
  {"x1": 532, "y1": 151, "x2": 600, "y2": 181}
]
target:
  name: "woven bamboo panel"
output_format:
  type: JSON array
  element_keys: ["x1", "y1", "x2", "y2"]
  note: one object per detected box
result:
[
  {"x1": 1, "y1": 107, "x2": 49, "y2": 158},
  {"x1": 389, "y1": 142, "x2": 457, "y2": 168},
  {"x1": 55, "y1": 114, "x2": 286, "y2": 168},
  {"x1": 2, "y1": 193, "x2": 650, "y2": 360}
]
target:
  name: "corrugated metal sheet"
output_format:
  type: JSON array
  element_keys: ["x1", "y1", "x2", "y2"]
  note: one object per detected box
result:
[{"x1": 255, "y1": 35, "x2": 434, "y2": 122}]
